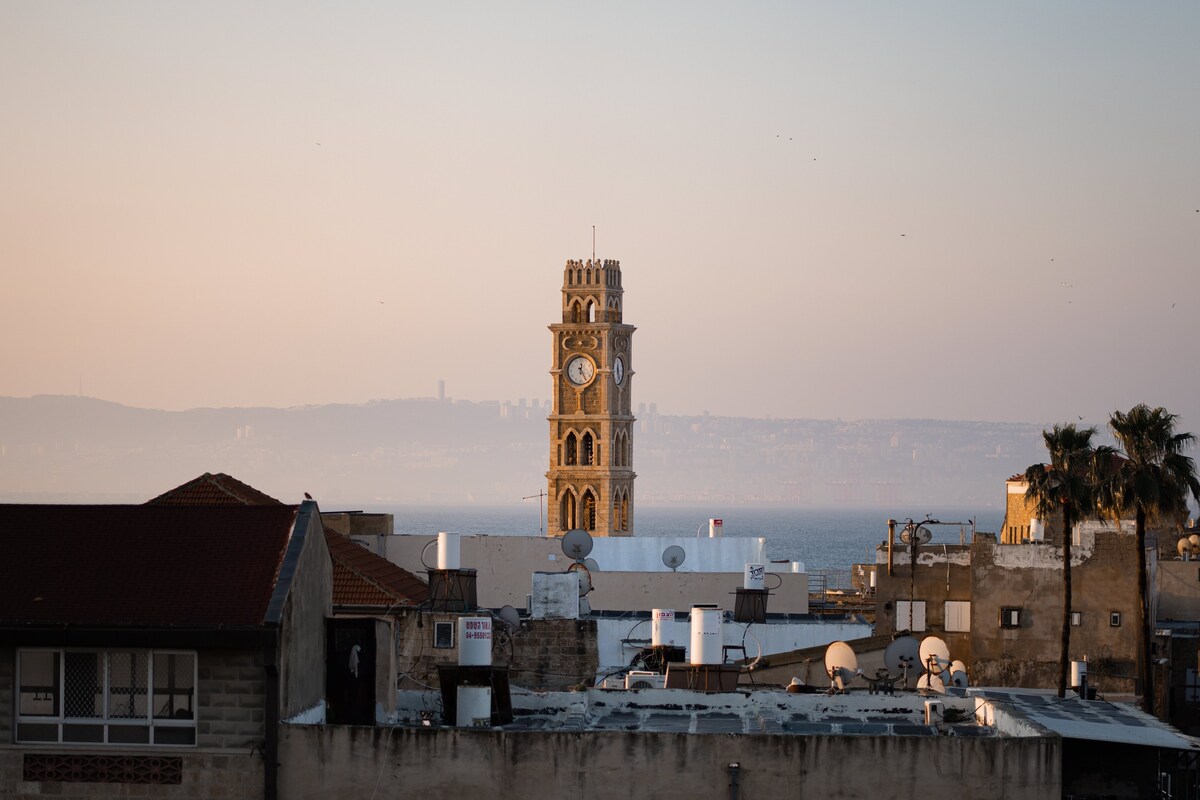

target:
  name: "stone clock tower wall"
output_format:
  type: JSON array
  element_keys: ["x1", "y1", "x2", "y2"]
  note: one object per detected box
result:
[{"x1": 545, "y1": 258, "x2": 636, "y2": 537}]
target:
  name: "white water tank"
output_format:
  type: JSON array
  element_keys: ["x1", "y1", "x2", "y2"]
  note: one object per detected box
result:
[
  {"x1": 456, "y1": 686, "x2": 491, "y2": 727},
  {"x1": 690, "y1": 606, "x2": 723, "y2": 665},
  {"x1": 709, "y1": 518, "x2": 724, "y2": 538},
  {"x1": 791, "y1": 561, "x2": 805, "y2": 574},
  {"x1": 744, "y1": 563, "x2": 765, "y2": 591},
  {"x1": 1029, "y1": 519, "x2": 1045, "y2": 542},
  {"x1": 652, "y1": 608, "x2": 676, "y2": 646},
  {"x1": 1071, "y1": 659, "x2": 1088, "y2": 688},
  {"x1": 458, "y1": 617, "x2": 492, "y2": 666},
  {"x1": 437, "y1": 531, "x2": 461, "y2": 570}
]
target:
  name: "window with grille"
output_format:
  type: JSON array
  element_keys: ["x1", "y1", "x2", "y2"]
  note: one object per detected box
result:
[{"x1": 17, "y1": 650, "x2": 197, "y2": 746}]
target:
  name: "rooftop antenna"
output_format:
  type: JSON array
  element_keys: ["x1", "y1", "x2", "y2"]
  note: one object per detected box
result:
[
  {"x1": 522, "y1": 490, "x2": 547, "y2": 534},
  {"x1": 592, "y1": 225, "x2": 596, "y2": 261}
]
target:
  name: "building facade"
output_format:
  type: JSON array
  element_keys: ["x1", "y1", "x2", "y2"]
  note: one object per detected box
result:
[{"x1": 546, "y1": 258, "x2": 637, "y2": 536}]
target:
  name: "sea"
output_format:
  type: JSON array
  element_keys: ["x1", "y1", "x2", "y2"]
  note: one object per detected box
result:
[{"x1": 357, "y1": 504, "x2": 1005, "y2": 575}]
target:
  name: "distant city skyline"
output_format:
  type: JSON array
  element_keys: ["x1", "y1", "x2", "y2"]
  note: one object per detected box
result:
[{"x1": 2, "y1": 3, "x2": 1197, "y2": 434}]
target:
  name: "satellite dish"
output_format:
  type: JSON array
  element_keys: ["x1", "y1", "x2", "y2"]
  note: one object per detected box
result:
[
  {"x1": 497, "y1": 605, "x2": 521, "y2": 632},
  {"x1": 662, "y1": 545, "x2": 686, "y2": 571},
  {"x1": 949, "y1": 659, "x2": 968, "y2": 688},
  {"x1": 561, "y1": 529, "x2": 593, "y2": 560},
  {"x1": 919, "y1": 636, "x2": 952, "y2": 675},
  {"x1": 1179, "y1": 538, "x2": 1190, "y2": 558},
  {"x1": 1190, "y1": 534, "x2": 1200, "y2": 547},
  {"x1": 567, "y1": 561, "x2": 593, "y2": 596},
  {"x1": 884, "y1": 635, "x2": 921, "y2": 674},
  {"x1": 824, "y1": 641, "x2": 858, "y2": 693},
  {"x1": 583, "y1": 557, "x2": 600, "y2": 572},
  {"x1": 917, "y1": 673, "x2": 946, "y2": 694},
  {"x1": 900, "y1": 524, "x2": 932, "y2": 545}
]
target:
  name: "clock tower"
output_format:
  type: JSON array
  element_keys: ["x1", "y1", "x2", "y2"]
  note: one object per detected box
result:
[{"x1": 546, "y1": 258, "x2": 636, "y2": 537}]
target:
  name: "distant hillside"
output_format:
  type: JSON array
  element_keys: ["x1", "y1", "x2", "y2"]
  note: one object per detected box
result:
[{"x1": 0, "y1": 395, "x2": 1045, "y2": 509}]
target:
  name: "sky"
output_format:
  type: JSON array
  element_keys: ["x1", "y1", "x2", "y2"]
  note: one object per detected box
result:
[{"x1": 2, "y1": 2, "x2": 1197, "y2": 433}]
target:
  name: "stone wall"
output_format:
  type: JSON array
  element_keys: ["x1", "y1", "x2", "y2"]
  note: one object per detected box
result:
[
  {"x1": 279, "y1": 513, "x2": 332, "y2": 719},
  {"x1": 970, "y1": 531, "x2": 1140, "y2": 694},
  {"x1": 0, "y1": 748, "x2": 262, "y2": 799},
  {"x1": 394, "y1": 613, "x2": 599, "y2": 691},
  {"x1": 198, "y1": 649, "x2": 267, "y2": 749},
  {"x1": 277, "y1": 723, "x2": 1060, "y2": 800},
  {"x1": 1, "y1": 648, "x2": 264, "y2": 798}
]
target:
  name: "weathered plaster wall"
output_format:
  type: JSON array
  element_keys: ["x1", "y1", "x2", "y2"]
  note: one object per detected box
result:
[
  {"x1": 970, "y1": 532, "x2": 1140, "y2": 692},
  {"x1": 365, "y1": 533, "x2": 810, "y2": 612},
  {"x1": 279, "y1": 515, "x2": 332, "y2": 719},
  {"x1": 278, "y1": 724, "x2": 1060, "y2": 800},
  {"x1": 393, "y1": 613, "x2": 598, "y2": 691},
  {"x1": 1158, "y1": 562, "x2": 1200, "y2": 621},
  {"x1": 874, "y1": 544, "x2": 972, "y2": 660}
]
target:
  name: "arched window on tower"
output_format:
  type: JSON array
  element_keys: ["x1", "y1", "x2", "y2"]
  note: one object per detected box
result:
[
  {"x1": 580, "y1": 432, "x2": 593, "y2": 466},
  {"x1": 576, "y1": 269, "x2": 583, "y2": 285},
  {"x1": 564, "y1": 432, "x2": 577, "y2": 466},
  {"x1": 612, "y1": 494, "x2": 620, "y2": 528},
  {"x1": 586, "y1": 301, "x2": 596, "y2": 323},
  {"x1": 560, "y1": 491, "x2": 577, "y2": 531},
  {"x1": 581, "y1": 490, "x2": 596, "y2": 531},
  {"x1": 569, "y1": 301, "x2": 583, "y2": 324},
  {"x1": 620, "y1": 492, "x2": 629, "y2": 531}
]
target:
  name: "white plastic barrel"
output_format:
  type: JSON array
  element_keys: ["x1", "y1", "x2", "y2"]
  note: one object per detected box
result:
[
  {"x1": 791, "y1": 561, "x2": 805, "y2": 574},
  {"x1": 744, "y1": 564, "x2": 765, "y2": 590},
  {"x1": 690, "y1": 606, "x2": 723, "y2": 665},
  {"x1": 1071, "y1": 659, "x2": 1087, "y2": 688},
  {"x1": 1029, "y1": 519, "x2": 1045, "y2": 542},
  {"x1": 652, "y1": 609, "x2": 675, "y2": 646},
  {"x1": 709, "y1": 519, "x2": 724, "y2": 538},
  {"x1": 456, "y1": 686, "x2": 492, "y2": 727},
  {"x1": 437, "y1": 531, "x2": 461, "y2": 570},
  {"x1": 458, "y1": 617, "x2": 492, "y2": 666}
]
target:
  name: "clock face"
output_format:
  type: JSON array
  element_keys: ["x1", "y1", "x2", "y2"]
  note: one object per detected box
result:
[
  {"x1": 565, "y1": 355, "x2": 595, "y2": 386},
  {"x1": 614, "y1": 356, "x2": 625, "y2": 386}
]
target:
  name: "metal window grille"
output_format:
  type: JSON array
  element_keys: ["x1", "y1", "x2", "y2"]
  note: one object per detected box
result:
[{"x1": 64, "y1": 652, "x2": 104, "y2": 718}]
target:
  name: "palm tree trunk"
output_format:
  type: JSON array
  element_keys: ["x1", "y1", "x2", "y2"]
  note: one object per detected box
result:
[
  {"x1": 1059, "y1": 506, "x2": 1072, "y2": 698},
  {"x1": 1136, "y1": 505, "x2": 1154, "y2": 714}
]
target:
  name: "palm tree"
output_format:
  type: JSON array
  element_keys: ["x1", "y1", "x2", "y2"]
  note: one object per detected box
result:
[
  {"x1": 1024, "y1": 424, "x2": 1102, "y2": 698},
  {"x1": 1106, "y1": 404, "x2": 1200, "y2": 714}
]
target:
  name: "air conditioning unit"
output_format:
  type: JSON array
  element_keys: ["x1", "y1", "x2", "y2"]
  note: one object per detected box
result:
[{"x1": 625, "y1": 671, "x2": 667, "y2": 690}]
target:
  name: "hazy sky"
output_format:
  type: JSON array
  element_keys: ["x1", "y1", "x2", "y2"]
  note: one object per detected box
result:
[{"x1": 2, "y1": 2, "x2": 1197, "y2": 432}]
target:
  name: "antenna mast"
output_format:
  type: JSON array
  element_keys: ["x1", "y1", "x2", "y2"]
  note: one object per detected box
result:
[
  {"x1": 592, "y1": 226, "x2": 596, "y2": 261},
  {"x1": 522, "y1": 490, "x2": 547, "y2": 534}
]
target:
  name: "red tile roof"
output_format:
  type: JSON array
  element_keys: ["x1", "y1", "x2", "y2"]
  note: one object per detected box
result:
[
  {"x1": 146, "y1": 472, "x2": 284, "y2": 506},
  {"x1": 0, "y1": 504, "x2": 299, "y2": 628},
  {"x1": 325, "y1": 529, "x2": 426, "y2": 609}
]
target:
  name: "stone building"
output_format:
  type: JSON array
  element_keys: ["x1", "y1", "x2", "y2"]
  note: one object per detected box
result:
[
  {"x1": 0, "y1": 500, "x2": 330, "y2": 800},
  {"x1": 546, "y1": 258, "x2": 637, "y2": 536}
]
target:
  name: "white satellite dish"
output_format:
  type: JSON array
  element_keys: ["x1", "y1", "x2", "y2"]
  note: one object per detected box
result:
[
  {"x1": 919, "y1": 636, "x2": 952, "y2": 676},
  {"x1": 662, "y1": 545, "x2": 686, "y2": 571},
  {"x1": 583, "y1": 557, "x2": 600, "y2": 572},
  {"x1": 884, "y1": 635, "x2": 920, "y2": 682},
  {"x1": 497, "y1": 605, "x2": 521, "y2": 633},
  {"x1": 824, "y1": 641, "x2": 858, "y2": 694},
  {"x1": 562, "y1": 529, "x2": 593, "y2": 560},
  {"x1": 900, "y1": 524, "x2": 932, "y2": 545},
  {"x1": 917, "y1": 673, "x2": 946, "y2": 693},
  {"x1": 567, "y1": 561, "x2": 593, "y2": 596}
]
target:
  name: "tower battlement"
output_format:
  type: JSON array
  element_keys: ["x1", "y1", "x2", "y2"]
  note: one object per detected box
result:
[{"x1": 565, "y1": 258, "x2": 620, "y2": 269}]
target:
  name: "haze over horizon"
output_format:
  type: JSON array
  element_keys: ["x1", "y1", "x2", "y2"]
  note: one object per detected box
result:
[{"x1": 3, "y1": 3, "x2": 1198, "y2": 433}]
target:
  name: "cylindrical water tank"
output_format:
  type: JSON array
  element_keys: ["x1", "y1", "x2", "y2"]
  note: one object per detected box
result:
[
  {"x1": 652, "y1": 608, "x2": 675, "y2": 646},
  {"x1": 458, "y1": 617, "x2": 492, "y2": 666},
  {"x1": 744, "y1": 564, "x2": 765, "y2": 591},
  {"x1": 690, "y1": 606, "x2": 723, "y2": 665},
  {"x1": 456, "y1": 686, "x2": 492, "y2": 727},
  {"x1": 869, "y1": 569, "x2": 877, "y2": 589},
  {"x1": 1029, "y1": 519, "x2": 1045, "y2": 542},
  {"x1": 1071, "y1": 659, "x2": 1087, "y2": 687},
  {"x1": 791, "y1": 561, "x2": 805, "y2": 574},
  {"x1": 437, "y1": 531, "x2": 461, "y2": 570},
  {"x1": 709, "y1": 518, "x2": 724, "y2": 538}
]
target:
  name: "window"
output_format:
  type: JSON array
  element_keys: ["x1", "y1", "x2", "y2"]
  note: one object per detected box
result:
[
  {"x1": 944, "y1": 601, "x2": 971, "y2": 632},
  {"x1": 896, "y1": 600, "x2": 926, "y2": 632},
  {"x1": 17, "y1": 649, "x2": 196, "y2": 746},
  {"x1": 1110, "y1": 611, "x2": 1122, "y2": 627},
  {"x1": 1071, "y1": 611, "x2": 1082, "y2": 626},
  {"x1": 1000, "y1": 607, "x2": 1022, "y2": 628},
  {"x1": 434, "y1": 621, "x2": 455, "y2": 649}
]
